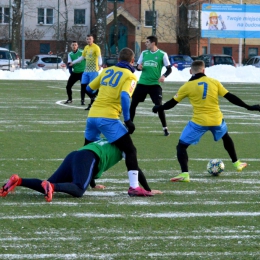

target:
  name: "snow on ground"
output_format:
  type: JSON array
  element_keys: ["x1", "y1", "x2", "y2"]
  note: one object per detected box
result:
[{"x1": 0, "y1": 65, "x2": 259, "y2": 83}]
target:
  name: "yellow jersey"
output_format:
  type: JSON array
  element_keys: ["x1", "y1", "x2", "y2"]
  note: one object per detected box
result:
[
  {"x1": 88, "y1": 66, "x2": 137, "y2": 119},
  {"x1": 174, "y1": 76, "x2": 229, "y2": 126},
  {"x1": 82, "y1": 43, "x2": 101, "y2": 72}
]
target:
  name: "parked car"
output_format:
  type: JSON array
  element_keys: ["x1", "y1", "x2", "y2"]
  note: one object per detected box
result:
[
  {"x1": 0, "y1": 47, "x2": 16, "y2": 72},
  {"x1": 9, "y1": 50, "x2": 20, "y2": 69},
  {"x1": 244, "y1": 56, "x2": 260, "y2": 68},
  {"x1": 168, "y1": 55, "x2": 193, "y2": 71},
  {"x1": 102, "y1": 56, "x2": 118, "y2": 68},
  {"x1": 26, "y1": 54, "x2": 67, "y2": 70},
  {"x1": 191, "y1": 56, "x2": 198, "y2": 61},
  {"x1": 196, "y1": 54, "x2": 236, "y2": 67}
]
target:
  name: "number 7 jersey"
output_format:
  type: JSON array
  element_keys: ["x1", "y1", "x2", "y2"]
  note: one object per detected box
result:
[
  {"x1": 173, "y1": 75, "x2": 229, "y2": 126},
  {"x1": 88, "y1": 66, "x2": 137, "y2": 119}
]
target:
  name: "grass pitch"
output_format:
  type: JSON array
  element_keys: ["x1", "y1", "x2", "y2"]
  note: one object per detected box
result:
[{"x1": 1, "y1": 80, "x2": 260, "y2": 259}]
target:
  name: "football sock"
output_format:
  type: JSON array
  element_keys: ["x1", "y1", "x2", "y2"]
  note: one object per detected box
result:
[
  {"x1": 17, "y1": 177, "x2": 22, "y2": 186},
  {"x1": 20, "y1": 178, "x2": 44, "y2": 193},
  {"x1": 128, "y1": 170, "x2": 139, "y2": 188},
  {"x1": 50, "y1": 183, "x2": 55, "y2": 191}
]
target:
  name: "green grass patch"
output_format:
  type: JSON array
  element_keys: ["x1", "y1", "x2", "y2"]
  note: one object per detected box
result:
[{"x1": 1, "y1": 80, "x2": 260, "y2": 259}]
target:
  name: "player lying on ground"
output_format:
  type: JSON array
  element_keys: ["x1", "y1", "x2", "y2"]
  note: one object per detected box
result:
[
  {"x1": 153, "y1": 60, "x2": 260, "y2": 182},
  {"x1": 0, "y1": 139, "x2": 162, "y2": 202}
]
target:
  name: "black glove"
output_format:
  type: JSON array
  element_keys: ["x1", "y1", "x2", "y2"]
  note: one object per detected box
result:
[
  {"x1": 152, "y1": 105, "x2": 163, "y2": 113},
  {"x1": 247, "y1": 104, "x2": 260, "y2": 111},
  {"x1": 124, "y1": 120, "x2": 135, "y2": 134}
]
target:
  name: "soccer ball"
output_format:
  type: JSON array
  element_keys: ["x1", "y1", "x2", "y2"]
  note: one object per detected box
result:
[{"x1": 207, "y1": 159, "x2": 225, "y2": 176}]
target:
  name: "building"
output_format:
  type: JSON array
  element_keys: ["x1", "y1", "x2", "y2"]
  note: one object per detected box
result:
[
  {"x1": 0, "y1": 0, "x2": 259, "y2": 65},
  {"x1": 0, "y1": 0, "x2": 91, "y2": 59}
]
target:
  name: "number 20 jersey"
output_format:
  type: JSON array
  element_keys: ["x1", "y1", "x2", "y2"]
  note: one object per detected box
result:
[
  {"x1": 88, "y1": 66, "x2": 137, "y2": 119},
  {"x1": 173, "y1": 76, "x2": 228, "y2": 126}
]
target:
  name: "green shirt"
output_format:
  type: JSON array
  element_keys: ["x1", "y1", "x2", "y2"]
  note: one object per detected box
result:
[
  {"x1": 78, "y1": 139, "x2": 123, "y2": 179},
  {"x1": 138, "y1": 49, "x2": 168, "y2": 85},
  {"x1": 69, "y1": 49, "x2": 85, "y2": 73}
]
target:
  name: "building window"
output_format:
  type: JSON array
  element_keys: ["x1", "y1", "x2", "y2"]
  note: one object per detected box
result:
[
  {"x1": 202, "y1": 46, "x2": 207, "y2": 54},
  {"x1": 248, "y1": 48, "x2": 258, "y2": 57},
  {"x1": 74, "y1": 9, "x2": 85, "y2": 25},
  {"x1": 40, "y1": 43, "x2": 50, "y2": 54},
  {"x1": 145, "y1": 11, "x2": 157, "y2": 27},
  {"x1": 0, "y1": 7, "x2": 10, "y2": 24},
  {"x1": 223, "y1": 47, "x2": 232, "y2": 56},
  {"x1": 38, "y1": 8, "x2": 54, "y2": 25}
]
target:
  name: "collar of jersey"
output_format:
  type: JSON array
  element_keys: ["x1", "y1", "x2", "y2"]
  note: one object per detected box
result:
[{"x1": 115, "y1": 61, "x2": 135, "y2": 73}]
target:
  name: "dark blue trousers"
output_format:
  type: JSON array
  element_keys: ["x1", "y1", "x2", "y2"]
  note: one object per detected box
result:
[{"x1": 21, "y1": 150, "x2": 98, "y2": 197}]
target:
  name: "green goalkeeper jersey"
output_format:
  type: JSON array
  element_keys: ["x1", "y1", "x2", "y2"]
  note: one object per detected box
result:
[
  {"x1": 138, "y1": 49, "x2": 169, "y2": 85},
  {"x1": 78, "y1": 139, "x2": 123, "y2": 179},
  {"x1": 68, "y1": 49, "x2": 85, "y2": 73}
]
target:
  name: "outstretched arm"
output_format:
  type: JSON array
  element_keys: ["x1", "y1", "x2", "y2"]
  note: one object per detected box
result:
[
  {"x1": 224, "y1": 92, "x2": 260, "y2": 111},
  {"x1": 152, "y1": 98, "x2": 178, "y2": 113},
  {"x1": 70, "y1": 56, "x2": 84, "y2": 66}
]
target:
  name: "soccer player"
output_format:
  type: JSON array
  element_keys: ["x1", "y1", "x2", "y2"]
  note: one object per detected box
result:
[
  {"x1": 0, "y1": 139, "x2": 162, "y2": 202},
  {"x1": 69, "y1": 34, "x2": 102, "y2": 110},
  {"x1": 130, "y1": 35, "x2": 172, "y2": 136},
  {"x1": 84, "y1": 47, "x2": 153, "y2": 196},
  {"x1": 64, "y1": 41, "x2": 86, "y2": 105},
  {"x1": 153, "y1": 60, "x2": 260, "y2": 182}
]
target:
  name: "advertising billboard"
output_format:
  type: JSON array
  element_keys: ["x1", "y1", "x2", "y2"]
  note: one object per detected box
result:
[{"x1": 201, "y1": 4, "x2": 260, "y2": 38}]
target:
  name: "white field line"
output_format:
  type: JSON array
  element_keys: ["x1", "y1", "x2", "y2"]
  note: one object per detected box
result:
[
  {"x1": 1, "y1": 157, "x2": 260, "y2": 162},
  {"x1": 2, "y1": 200, "x2": 260, "y2": 207},
  {"x1": 4, "y1": 234, "x2": 259, "y2": 241},
  {"x1": 1, "y1": 251, "x2": 260, "y2": 259},
  {"x1": 56, "y1": 100, "x2": 87, "y2": 109},
  {"x1": 1, "y1": 177, "x2": 260, "y2": 187},
  {"x1": 1, "y1": 211, "x2": 260, "y2": 220}
]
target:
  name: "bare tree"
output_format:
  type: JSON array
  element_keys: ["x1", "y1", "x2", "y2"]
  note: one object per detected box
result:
[
  {"x1": 93, "y1": 0, "x2": 107, "y2": 55},
  {"x1": 177, "y1": 1, "x2": 190, "y2": 55},
  {"x1": 12, "y1": 0, "x2": 22, "y2": 54},
  {"x1": 63, "y1": 0, "x2": 69, "y2": 53},
  {"x1": 0, "y1": 25, "x2": 10, "y2": 46}
]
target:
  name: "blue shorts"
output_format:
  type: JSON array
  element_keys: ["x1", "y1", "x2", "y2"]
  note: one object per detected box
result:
[
  {"x1": 81, "y1": 71, "x2": 99, "y2": 85},
  {"x1": 85, "y1": 118, "x2": 128, "y2": 143},
  {"x1": 179, "y1": 120, "x2": 228, "y2": 145}
]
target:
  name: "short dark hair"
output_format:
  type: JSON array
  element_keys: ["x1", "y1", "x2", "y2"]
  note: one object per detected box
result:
[
  {"x1": 87, "y1": 34, "x2": 94, "y2": 38},
  {"x1": 191, "y1": 60, "x2": 205, "y2": 73},
  {"x1": 147, "y1": 35, "x2": 158, "y2": 45},
  {"x1": 119, "y1": 47, "x2": 135, "y2": 62}
]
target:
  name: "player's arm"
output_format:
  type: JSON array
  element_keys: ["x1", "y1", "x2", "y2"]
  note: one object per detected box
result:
[
  {"x1": 90, "y1": 179, "x2": 96, "y2": 188},
  {"x1": 162, "y1": 53, "x2": 172, "y2": 78},
  {"x1": 67, "y1": 54, "x2": 73, "y2": 74},
  {"x1": 224, "y1": 92, "x2": 260, "y2": 111},
  {"x1": 98, "y1": 55, "x2": 102, "y2": 70},
  {"x1": 70, "y1": 56, "x2": 84, "y2": 66},
  {"x1": 121, "y1": 91, "x2": 135, "y2": 134},
  {"x1": 86, "y1": 74, "x2": 101, "y2": 94},
  {"x1": 152, "y1": 98, "x2": 178, "y2": 113},
  {"x1": 136, "y1": 52, "x2": 143, "y2": 71},
  {"x1": 159, "y1": 53, "x2": 172, "y2": 82}
]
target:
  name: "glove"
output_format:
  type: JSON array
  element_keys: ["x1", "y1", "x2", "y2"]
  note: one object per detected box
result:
[
  {"x1": 152, "y1": 105, "x2": 163, "y2": 113},
  {"x1": 124, "y1": 120, "x2": 135, "y2": 134},
  {"x1": 247, "y1": 104, "x2": 260, "y2": 111}
]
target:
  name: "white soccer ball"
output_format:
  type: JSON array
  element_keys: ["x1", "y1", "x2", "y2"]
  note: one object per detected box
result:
[{"x1": 207, "y1": 159, "x2": 225, "y2": 176}]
